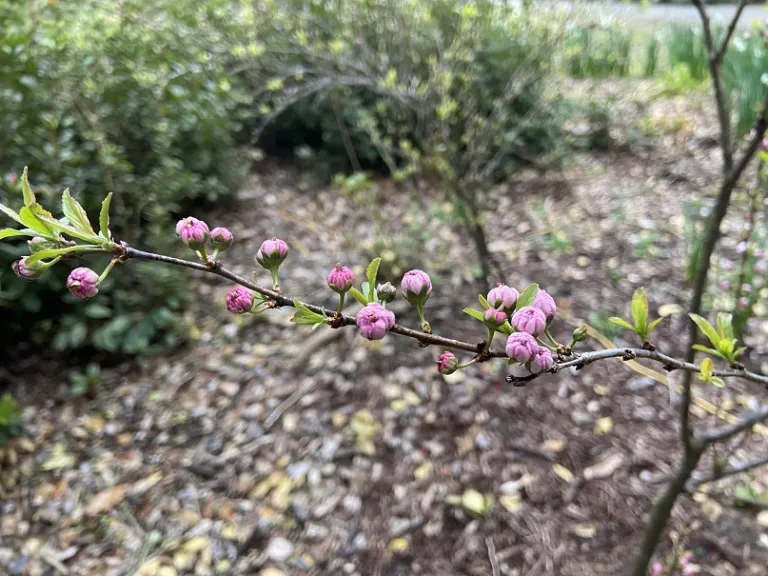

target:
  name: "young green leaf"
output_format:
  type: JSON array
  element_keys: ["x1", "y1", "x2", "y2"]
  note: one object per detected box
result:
[
  {"x1": 290, "y1": 298, "x2": 328, "y2": 326},
  {"x1": 689, "y1": 314, "x2": 720, "y2": 348},
  {"x1": 631, "y1": 287, "x2": 648, "y2": 338},
  {"x1": 732, "y1": 346, "x2": 747, "y2": 360},
  {"x1": 21, "y1": 167, "x2": 36, "y2": 206},
  {"x1": 699, "y1": 357, "x2": 714, "y2": 380},
  {"x1": 716, "y1": 313, "x2": 733, "y2": 341},
  {"x1": 348, "y1": 287, "x2": 369, "y2": 306},
  {"x1": 608, "y1": 317, "x2": 636, "y2": 332},
  {"x1": 710, "y1": 376, "x2": 725, "y2": 388},
  {"x1": 366, "y1": 257, "x2": 381, "y2": 302},
  {"x1": 24, "y1": 245, "x2": 90, "y2": 266},
  {"x1": 497, "y1": 321, "x2": 513, "y2": 335},
  {"x1": 28, "y1": 204, "x2": 101, "y2": 243},
  {"x1": 647, "y1": 317, "x2": 665, "y2": 332},
  {"x1": 0, "y1": 229, "x2": 34, "y2": 240},
  {"x1": 0, "y1": 203, "x2": 24, "y2": 227},
  {"x1": 478, "y1": 294, "x2": 491, "y2": 309},
  {"x1": 463, "y1": 307, "x2": 485, "y2": 322},
  {"x1": 62, "y1": 189, "x2": 95, "y2": 235},
  {"x1": 99, "y1": 192, "x2": 113, "y2": 240},
  {"x1": 515, "y1": 283, "x2": 539, "y2": 310},
  {"x1": 19, "y1": 206, "x2": 56, "y2": 237},
  {"x1": 691, "y1": 344, "x2": 727, "y2": 360}
]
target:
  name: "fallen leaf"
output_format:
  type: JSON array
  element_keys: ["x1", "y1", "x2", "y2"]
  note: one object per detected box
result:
[
  {"x1": 541, "y1": 439, "x2": 564, "y2": 452},
  {"x1": 593, "y1": 384, "x2": 610, "y2": 396},
  {"x1": 552, "y1": 463, "x2": 574, "y2": 484},
  {"x1": 387, "y1": 538, "x2": 409, "y2": 554},
  {"x1": 129, "y1": 471, "x2": 163, "y2": 496},
  {"x1": 658, "y1": 304, "x2": 683, "y2": 317},
  {"x1": 41, "y1": 444, "x2": 76, "y2": 471},
  {"x1": 571, "y1": 523, "x2": 596, "y2": 538},
  {"x1": 183, "y1": 536, "x2": 209, "y2": 553},
  {"x1": 499, "y1": 494, "x2": 523, "y2": 514},
  {"x1": 414, "y1": 462, "x2": 433, "y2": 481},
  {"x1": 593, "y1": 416, "x2": 613, "y2": 436},
  {"x1": 757, "y1": 510, "x2": 768, "y2": 528},
  {"x1": 584, "y1": 454, "x2": 624, "y2": 481},
  {"x1": 85, "y1": 484, "x2": 129, "y2": 516},
  {"x1": 461, "y1": 489, "x2": 493, "y2": 516}
]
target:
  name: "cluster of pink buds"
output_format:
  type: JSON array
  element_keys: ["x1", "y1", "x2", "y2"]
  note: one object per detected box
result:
[{"x1": 175, "y1": 216, "x2": 233, "y2": 262}]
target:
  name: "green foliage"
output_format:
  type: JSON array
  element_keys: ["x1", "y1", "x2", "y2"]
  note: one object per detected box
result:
[
  {"x1": 69, "y1": 362, "x2": 102, "y2": 397},
  {"x1": 689, "y1": 312, "x2": 746, "y2": 364},
  {"x1": 665, "y1": 25, "x2": 710, "y2": 83},
  {"x1": 0, "y1": 393, "x2": 23, "y2": 447},
  {"x1": 0, "y1": 0, "x2": 252, "y2": 354},
  {"x1": 609, "y1": 287, "x2": 664, "y2": 342},
  {"x1": 723, "y1": 33, "x2": 768, "y2": 138},
  {"x1": 565, "y1": 25, "x2": 633, "y2": 79}
]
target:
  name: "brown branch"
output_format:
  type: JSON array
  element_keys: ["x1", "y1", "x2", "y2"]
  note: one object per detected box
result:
[
  {"x1": 686, "y1": 453, "x2": 768, "y2": 491},
  {"x1": 700, "y1": 406, "x2": 768, "y2": 445}
]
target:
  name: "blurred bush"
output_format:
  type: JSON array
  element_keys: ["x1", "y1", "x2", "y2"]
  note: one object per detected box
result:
[{"x1": 0, "y1": 0, "x2": 252, "y2": 355}]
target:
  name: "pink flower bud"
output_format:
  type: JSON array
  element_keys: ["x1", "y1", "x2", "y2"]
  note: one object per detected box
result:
[
  {"x1": 355, "y1": 302, "x2": 395, "y2": 340},
  {"x1": 719, "y1": 280, "x2": 731, "y2": 290},
  {"x1": 7, "y1": 172, "x2": 18, "y2": 184},
  {"x1": 505, "y1": 332, "x2": 538, "y2": 363},
  {"x1": 529, "y1": 347, "x2": 554, "y2": 373},
  {"x1": 650, "y1": 562, "x2": 663, "y2": 576},
  {"x1": 256, "y1": 237, "x2": 289, "y2": 270},
  {"x1": 736, "y1": 241, "x2": 749, "y2": 254},
  {"x1": 401, "y1": 269, "x2": 432, "y2": 307},
  {"x1": 511, "y1": 306, "x2": 547, "y2": 335},
  {"x1": 27, "y1": 236, "x2": 51, "y2": 254},
  {"x1": 210, "y1": 227, "x2": 233, "y2": 251},
  {"x1": 533, "y1": 289, "x2": 557, "y2": 320},
  {"x1": 12, "y1": 258, "x2": 42, "y2": 281},
  {"x1": 67, "y1": 267, "x2": 99, "y2": 299},
  {"x1": 483, "y1": 307, "x2": 507, "y2": 329},
  {"x1": 486, "y1": 284, "x2": 518, "y2": 313},
  {"x1": 226, "y1": 286, "x2": 254, "y2": 314},
  {"x1": 176, "y1": 217, "x2": 209, "y2": 249},
  {"x1": 327, "y1": 264, "x2": 355, "y2": 293},
  {"x1": 437, "y1": 351, "x2": 459, "y2": 375}
]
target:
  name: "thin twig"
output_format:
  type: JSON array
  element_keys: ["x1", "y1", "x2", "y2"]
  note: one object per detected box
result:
[
  {"x1": 700, "y1": 407, "x2": 768, "y2": 444},
  {"x1": 263, "y1": 377, "x2": 316, "y2": 430},
  {"x1": 686, "y1": 454, "x2": 768, "y2": 491},
  {"x1": 486, "y1": 537, "x2": 501, "y2": 576}
]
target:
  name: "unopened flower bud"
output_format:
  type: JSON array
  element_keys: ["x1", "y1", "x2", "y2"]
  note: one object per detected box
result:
[
  {"x1": 650, "y1": 562, "x2": 663, "y2": 576},
  {"x1": 486, "y1": 284, "x2": 518, "y2": 313},
  {"x1": 67, "y1": 267, "x2": 99, "y2": 299},
  {"x1": 376, "y1": 282, "x2": 397, "y2": 303},
  {"x1": 27, "y1": 236, "x2": 51, "y2": 253},
  {"x1": 401, "y1": 269, "x2": 432, "y2": 307},
  {"x1": 532, "y1": 289, "x2": 557, "y2": 321},
  {"x1": 511, "y1": 306, "x2": 547, "y2": 335},
  {"x1": 483, "y1": 307, "x2": 507, "y2": 329},
  {"x1": 505, "y1": 332, "x2": 538, "y2": 363},
  {"x1": 256, "y1": 237, "x2": 289, "y2": 270},
  {"x1": 210, "y1": 227, "x2": 233, "y2": 251},
  {"x1": 327, "y1": 264, "x2": 355, "y2": 293},
  {"x1": 437, "y1": 351, "x2": 459, "y2": 375},
  {"x1": 226, "y1": 286, "x2": 254, "y2": 314},
  {"x1": 12, "y1": 258, "x2": 42, "y2": 281},
  {"x1": 529, "y1": 347, "x2": 554, "y2": 373},
  {"x1": 355, "y1": 302, "x2": 395, "y2": 340},
  {"x1": 176, "y1": 217, "x2": 209, "y2": 249},
  {"x1": 572, "y1": 325, "x2": 588, "y2": 343}
]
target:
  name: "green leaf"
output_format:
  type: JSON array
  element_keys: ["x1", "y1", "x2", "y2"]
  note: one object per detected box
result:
[
  {"x1": 348, "y1": 287, "x2": 369, "y2": 306},
  {"x1": 631, "y1": 287, "x2": 648, "y2": 337},
  {"x1": 699, "y1": 357, "x2": 714, "y2": 379},
  {"x1": 515, "y1": 283, "x2": 539, "y2": 310},
  {"x1": 99, "y1": 192, "x2": 113, "y2": 240},
  {"x1": 692, "y1": 344, "x2": 728, "y2": 361},
  {"x1": 463, "y1": 307, "x2": 485, "y2": 322},
  {"x1": 19, "y1": 206, "x2": 56, "y2": 237},
  {"x1": 710, "y1": 376, "x2": 725, "y2": 388},
  {"x1": 366, "y1": 257, "x2": 381, "y2": 302},
  {"x1": 689, "y1": 313, "x2": 720, "y2": 348},
  {"x1": 0, "y1": 203, "x2": 24, "y2": 226},
  {"x1": 497, "y1": 321, "x2": 513, "y2": 335},
  {"x1": 732, "y1": 346, "x2": 747, "y2": 360},
  {"x1": 716, "y1": 313, "x2": 733, "y2": 341},
  {"x1": 28, "y1": 204, "x2": 102, "y2": 244},
  {"x1": 62, "y1": 189, "x2": 95, "y2": 235},
  {"x1": 647, "y1": 317, "x2": 664, "y2": 331},
  {"x1": 290, "y1": 297, "x2": 328, "y2": 326},
  {"x1": 0, "y1": 229, "x2": 34, "y2": 240},
  {"x1": 21, "y1": 167, "x2": 36, "y2": 206},
  {"x1": 24, "y1": 246, "x2": 87, "y2": 266},
  {"x1": 608, "y1": 317, "x2": 636, "y2": 332},
  {"x1": 478, "y1": 294, "x2": 491, "y2": 309},
  {"x1": 717, "y1": 338, "x2": 734, "y2": 357}
]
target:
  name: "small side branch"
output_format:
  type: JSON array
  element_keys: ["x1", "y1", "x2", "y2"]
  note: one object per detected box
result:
[
  {"x1": 700, "y1": 407, "x2": 768, "y2": 445},
  {"x1": 687, "y1": 454, "x2": 768, "y2": 491}
]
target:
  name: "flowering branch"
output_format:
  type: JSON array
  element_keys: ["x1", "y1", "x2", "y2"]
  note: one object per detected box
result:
[{"x1": 70, "y1": 244, "x2": 766, "y2": 389}]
